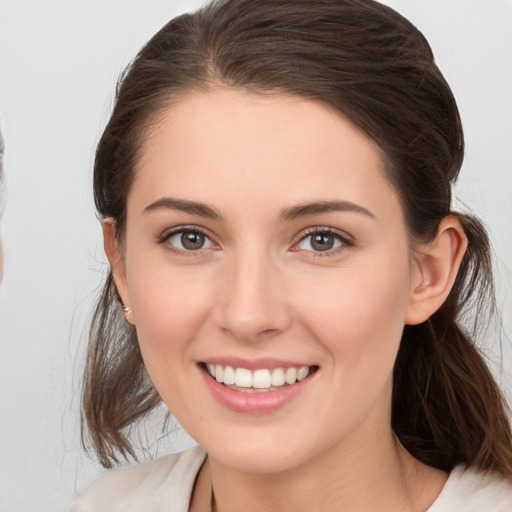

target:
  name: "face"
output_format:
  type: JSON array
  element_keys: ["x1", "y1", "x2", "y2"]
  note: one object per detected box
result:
[{"x1": 111, "y1": 89, "x2": 425, "y2": 474}]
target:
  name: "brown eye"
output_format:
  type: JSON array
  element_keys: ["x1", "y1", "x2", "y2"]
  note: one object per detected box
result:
[
  {"x1": 295, "y1": 229, "x2": 349, "y2": 254},
  {"x1": 310, "y1": 233, "x2": 335, "y2": 251},
  {"x1": 181, "y1": 231, "x2": 205, "y2": 250},
  {"x1": 164, "y1": 228, "x2": 214, "y2": 252}
]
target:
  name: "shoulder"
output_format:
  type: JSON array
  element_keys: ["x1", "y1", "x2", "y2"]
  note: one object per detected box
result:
[
  {"x1": 70, "y1": 445, "x2": 206, "y2": 512},
  {"x1": 429, "y1": 464, "x2": 512, "y2": 511}
]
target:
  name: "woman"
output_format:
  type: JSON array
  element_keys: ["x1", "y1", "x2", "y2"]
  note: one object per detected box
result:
[{"x1": 73, "y1": 0, "x2": 512, "y2": 510}]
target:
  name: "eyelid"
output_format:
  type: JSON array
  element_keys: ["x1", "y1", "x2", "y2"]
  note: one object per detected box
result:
[
  {"x1": 157, "y1": 225, "x2": 218, "y2": 254},
  {"x1": 291, "y1": 226, "x2": 354, "y2": 254},
  {"x1": 156, "y1": 224, "x2": 354, "y2": 257}
]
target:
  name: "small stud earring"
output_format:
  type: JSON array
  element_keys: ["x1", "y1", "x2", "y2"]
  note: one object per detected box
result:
[
  {"x1": 122, "y1": 305, "x2": 131, "y2": 313},
  {"x1": 418, "y1": 281, "x2": 430, "y2": 290}
]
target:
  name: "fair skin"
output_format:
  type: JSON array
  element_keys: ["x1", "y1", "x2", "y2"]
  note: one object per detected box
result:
[{"x1": 105, "y1": 88, "x2": 467, "y2": 512}]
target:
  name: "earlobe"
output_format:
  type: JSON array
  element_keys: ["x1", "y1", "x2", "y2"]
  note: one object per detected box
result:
[
  {"x1": 405, "y1": 216, "x2": 468, "y2": 325},
  {"x1": 103, "y1": 219, "x2": 135, "y2": 325}
]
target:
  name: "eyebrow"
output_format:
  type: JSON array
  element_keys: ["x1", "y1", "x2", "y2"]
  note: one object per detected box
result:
[
  {"x1": 143, "y1": 197, "x2": 374, "y2": 222},
  {"x1": 279, "y1": 200, "x2": 375, "y2": 222},
  {"x1": 144, "y1": 197, "x2": 223, "y2": 220}
]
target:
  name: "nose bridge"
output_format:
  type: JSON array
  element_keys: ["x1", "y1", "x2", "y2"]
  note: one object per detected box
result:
[{"x1": 215, "y1": 241, "x2": 290, "y2": 341}]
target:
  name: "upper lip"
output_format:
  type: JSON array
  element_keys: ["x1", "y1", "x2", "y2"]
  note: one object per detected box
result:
[{"x1": 199, "y1": 357, "x2": 316, "y2": 371}]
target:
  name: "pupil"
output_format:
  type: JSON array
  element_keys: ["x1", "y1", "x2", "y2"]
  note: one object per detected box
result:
[
  {"x1": 181, "y1": 231, "x2": 204, "y2": 250},
  {"x1": 311, "y1": 234, "x2": 333, "y2": 251}
]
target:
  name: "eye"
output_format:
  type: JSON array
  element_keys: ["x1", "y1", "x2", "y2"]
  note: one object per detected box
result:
[
  {"x1": 294, "y1": 228, "x2": 352, "y2": 254},
  {"x1": 161, "y1": 227, "x2": 215, "y2": 252}
]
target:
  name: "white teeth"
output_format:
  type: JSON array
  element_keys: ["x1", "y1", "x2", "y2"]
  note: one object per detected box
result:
[
  {"x1": 297, "y1": 366, "x2": 310, "y2": 381},
  {"x1": 285, "y1": 367, "x2": 297, "y2": 385},
  {"x1": 253, "y1": 369, "x2": 271, "y2": 389},
  {"x1": 271, "y1": 367, "x2": 286, "y2": 386},
  {"x1": 206, "y1": 364, "x2": 312, "y2": 390},
  {"x1": 223, "y1": 365, "x2": 235, "y2": 385},
  {"x1": 235, "y1": 368, "x2": 253, "y2": 388},
  {"x1": 215, "y1": 364, "x2": 224, "y2": 383}
]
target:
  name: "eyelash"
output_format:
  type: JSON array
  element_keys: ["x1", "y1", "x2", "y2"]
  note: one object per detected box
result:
[
  {"x1": 156, "y1": 226, "x2": 354, "y2": 257},
  {"x1": 157, "y1": 226, "x2": 216, "y2": 256},
  {"x1": 293, "y1": 227, "x2": 354, "y2": 257}
]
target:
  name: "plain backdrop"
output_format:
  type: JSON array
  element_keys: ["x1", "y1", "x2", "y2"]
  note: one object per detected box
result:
[{"x1": 0, "y1": 1, "x2": 511, "y2": 510}]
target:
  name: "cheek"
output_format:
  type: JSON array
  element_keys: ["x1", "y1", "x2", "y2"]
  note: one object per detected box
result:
[
  {"x1": 126, "y1": 263, "x2": 214, "y2": 368},
  {"x1": 126, "y1": 268, "x2": 216, "y2": 422},
  {"x1": 289, "y1": 259, "x2": 412, "y2": 441},
  {"x1": 298, "y1": 255, "x2": 411, "y2": 373}
]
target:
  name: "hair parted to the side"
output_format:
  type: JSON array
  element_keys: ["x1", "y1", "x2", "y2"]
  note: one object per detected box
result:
[{"x1": 82, "y1": 0, "x2": 512, "y2": 473}]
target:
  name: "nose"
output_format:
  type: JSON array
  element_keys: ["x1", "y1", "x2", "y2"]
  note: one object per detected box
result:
[{"x1": 213, "y1": 248, "x2": 292, "y2": 343}]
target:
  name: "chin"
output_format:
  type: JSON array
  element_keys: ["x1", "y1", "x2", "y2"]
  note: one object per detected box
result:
[{"x1": 197, "y1": 428, "x2": 316, "y2": 474}]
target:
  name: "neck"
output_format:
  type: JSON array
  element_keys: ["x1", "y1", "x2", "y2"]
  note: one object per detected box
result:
[{"x1": 205, "y1": 426, "x2": 446, "y2": 512}]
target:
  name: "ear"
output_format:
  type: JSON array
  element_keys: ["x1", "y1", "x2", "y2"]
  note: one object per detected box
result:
[
  {"x1": 405, "y1": 216, "x2": 467, "y2": 325},
  {"x1": 103, "y1": 218, "x2": 135, "y2": 325}
]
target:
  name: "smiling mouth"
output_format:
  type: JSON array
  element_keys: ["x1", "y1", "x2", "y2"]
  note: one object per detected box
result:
[{"x1": 202, "y1": 363, "x2": 319, "y2": 393}]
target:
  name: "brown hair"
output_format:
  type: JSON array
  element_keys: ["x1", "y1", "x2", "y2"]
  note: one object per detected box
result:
[{"x1": 82, "y1": 0, "x2": 512, "y2": 472}]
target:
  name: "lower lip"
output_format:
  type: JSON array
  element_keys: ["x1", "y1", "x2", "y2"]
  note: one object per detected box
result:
[{"x1": 200, "y1": 366, "x2": 315, "y2": 415}]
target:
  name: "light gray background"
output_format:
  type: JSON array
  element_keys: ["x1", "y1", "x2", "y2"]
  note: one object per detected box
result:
[{"x1": 0, "y1": 1, "x2": 510, "y2": 511}]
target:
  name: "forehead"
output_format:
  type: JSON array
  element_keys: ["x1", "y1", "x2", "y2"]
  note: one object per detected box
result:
[{"x1": 131, "y1": 88, "x2": 401, "y2": 221}]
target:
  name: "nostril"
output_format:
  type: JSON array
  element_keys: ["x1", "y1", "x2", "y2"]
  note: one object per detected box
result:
[
  {"x1": 219, "y1": 323, "x2": 285, "y2": 344},
  {"x1": 259, "y1": 328, "x2": 280, "y2": 337},
  {"x1": 212, "y1": 266, "x2": 292, "y2": 341}
]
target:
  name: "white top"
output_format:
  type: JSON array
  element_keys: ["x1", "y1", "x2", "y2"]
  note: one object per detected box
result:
[{"x1": 71, "y1": 445, "x2": 512, "y2": 511}]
